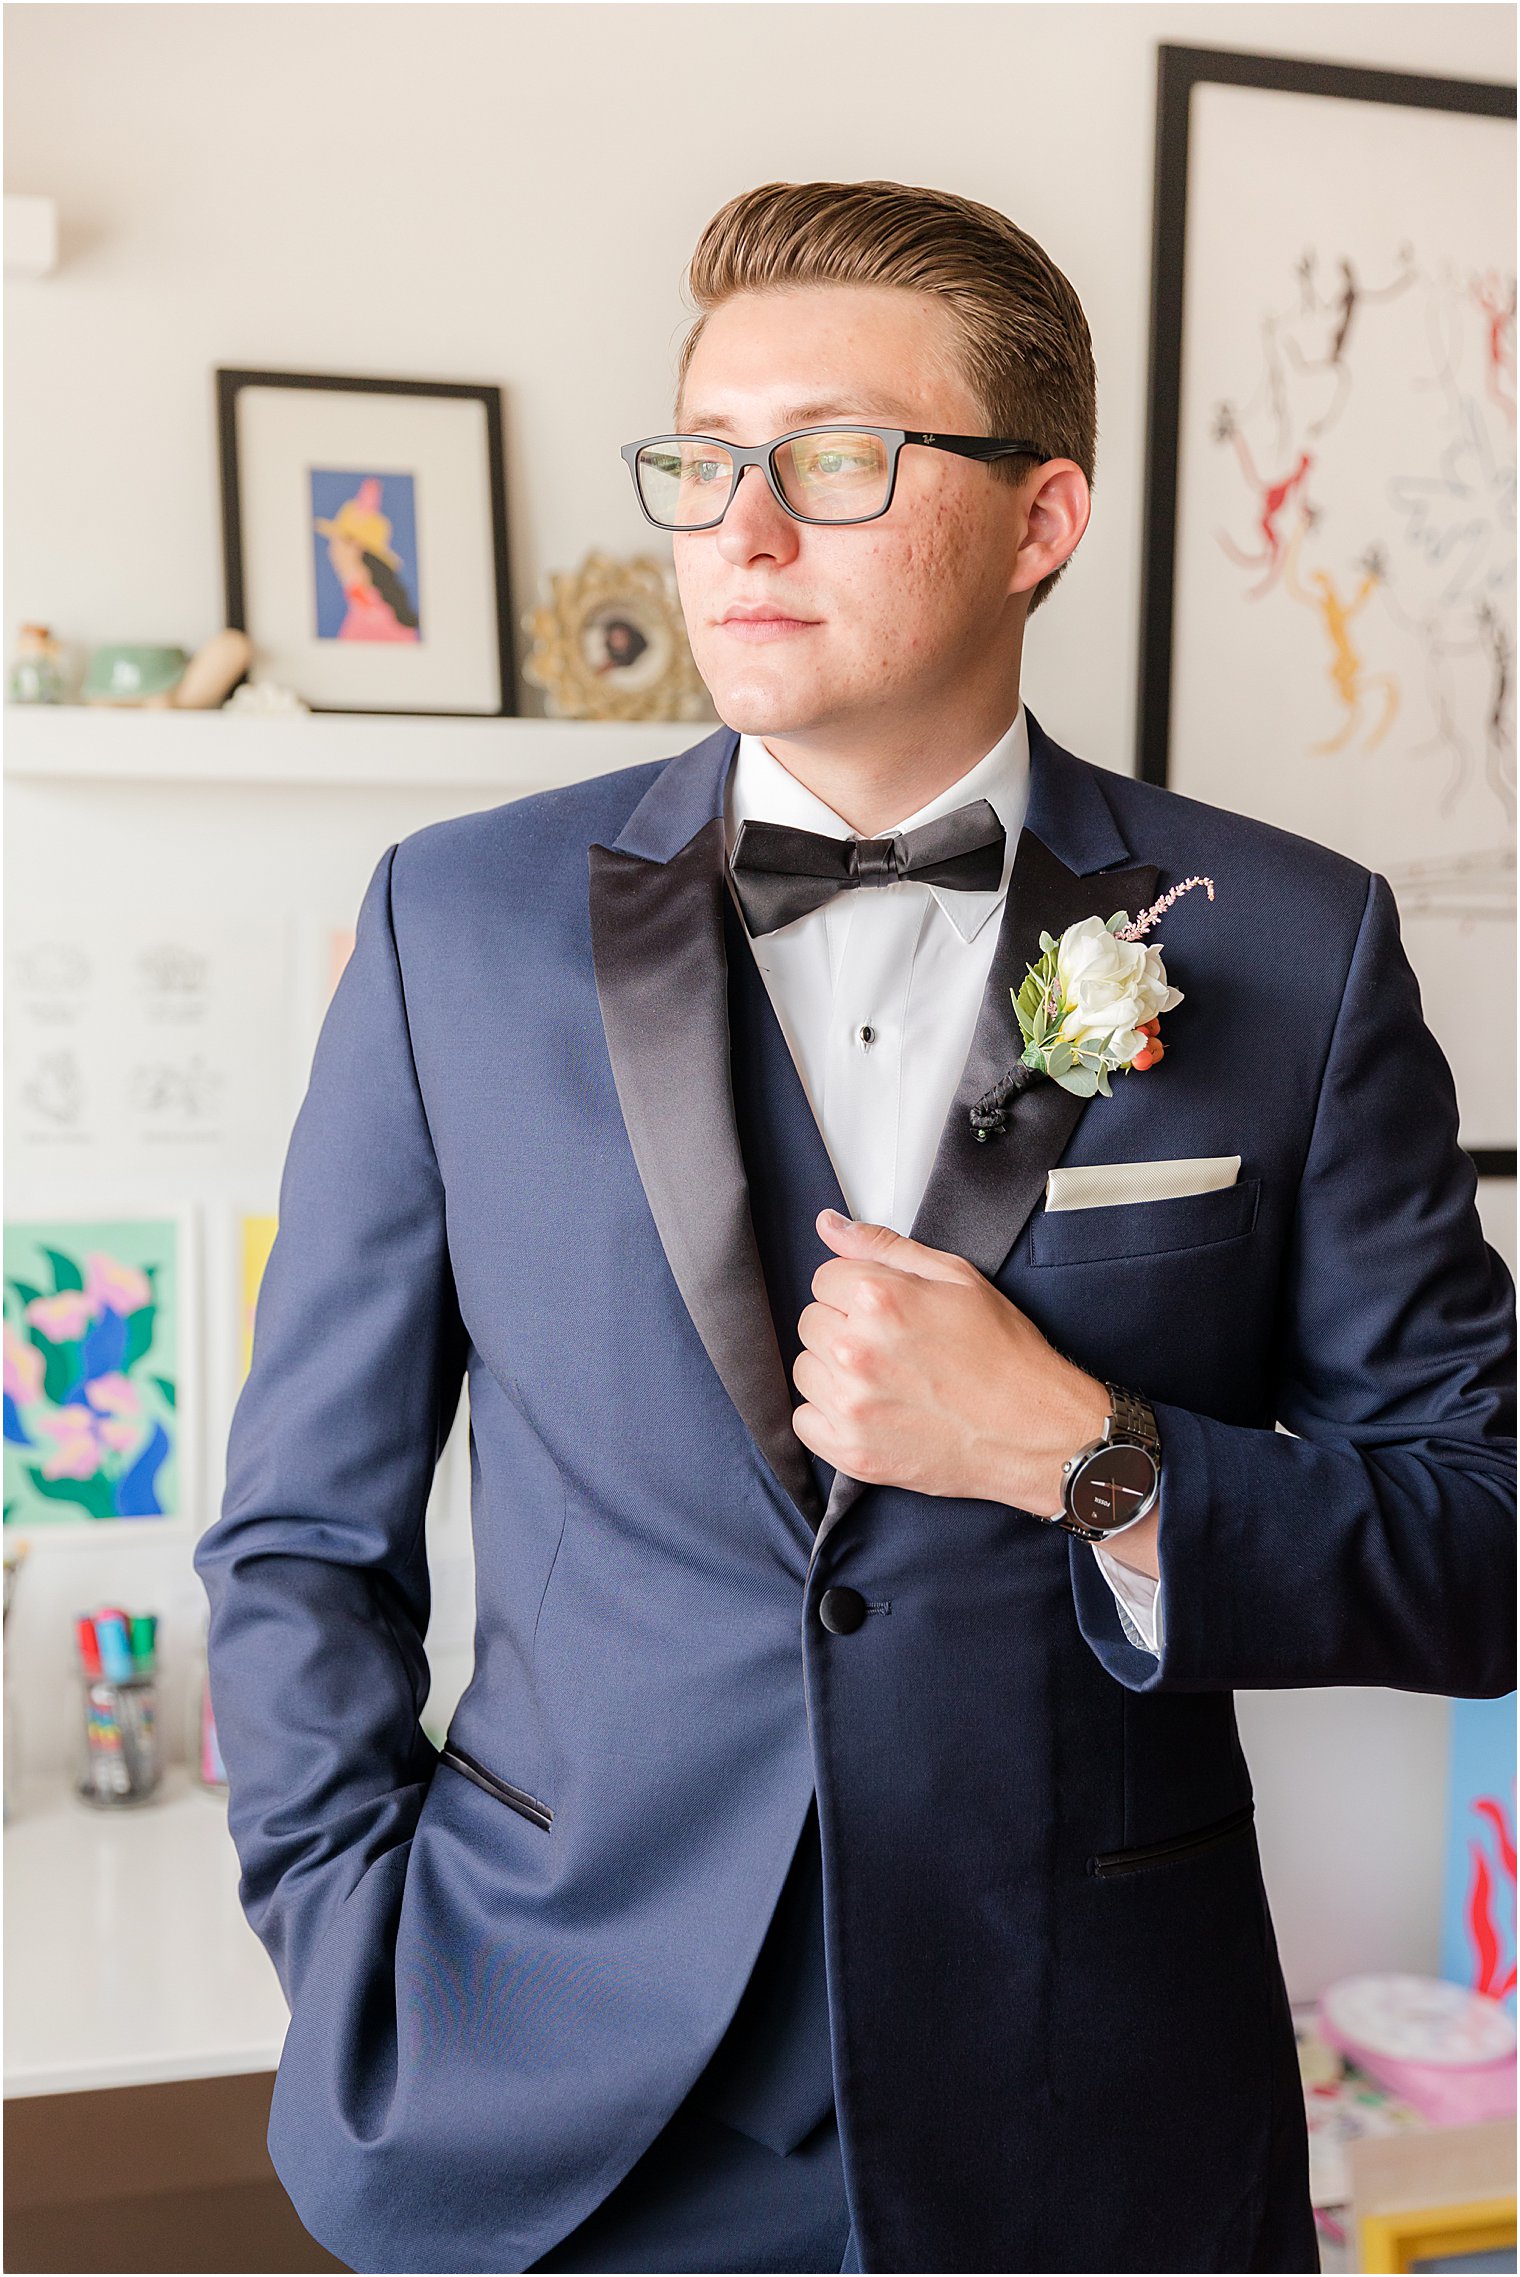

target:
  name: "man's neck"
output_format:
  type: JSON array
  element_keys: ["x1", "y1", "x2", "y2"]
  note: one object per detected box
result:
[{"x1": 755, "y1": 695, "x2": 1024, "y2": 839}]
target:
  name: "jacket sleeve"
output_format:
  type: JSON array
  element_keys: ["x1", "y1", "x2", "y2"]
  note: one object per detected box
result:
[
  {"x1": 192, "y1": 840, "x2": 467, "y2": 2009},
  {"x1": 1070, "y1": 869, "x2": 1516, "y2": 1698}
]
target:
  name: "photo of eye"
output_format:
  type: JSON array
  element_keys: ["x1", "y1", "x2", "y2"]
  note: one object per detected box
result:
[{"x1": 582, "y1": 602, "x2": 665, "y2": 689}]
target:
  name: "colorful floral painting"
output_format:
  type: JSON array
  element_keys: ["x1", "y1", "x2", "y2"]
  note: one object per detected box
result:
[{"x1": 3, "y1": 1218, "x2": 180, "y2": 1524}]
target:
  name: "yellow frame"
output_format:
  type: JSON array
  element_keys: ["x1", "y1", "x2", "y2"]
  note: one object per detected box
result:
[{"x1": 1358, "y1": 2194, "x2": 1517, "y2": 2273}]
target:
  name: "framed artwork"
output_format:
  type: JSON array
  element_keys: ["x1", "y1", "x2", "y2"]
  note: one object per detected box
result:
[
  {"x1": 2, "y1": 1206, "x2": 199, "y2": 1532},
  {"x1": 238, "y1": 1213, "x2": 278, "y2": 1384},
  {"x1": 217, "y1": 367, "x2": 516, "y2": 716},
  {"x1": 1441, "y1": 1693, "x2": 1517, "y2": 2015},
  {"x1": 521, "y1": 548, "x2": 715, "y2": 722},
  {"x1": 1138, "y1": 46, "x2": 1516, "y2": 1170},
  {"x1": 1359, "y1": 2194, "x2": 1516, "y2": 2275}
]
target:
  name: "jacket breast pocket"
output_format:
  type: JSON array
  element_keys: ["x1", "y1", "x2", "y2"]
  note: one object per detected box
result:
[{"x1": 1029, "y1": 1176, "x2": 1261, "y2": 1267}]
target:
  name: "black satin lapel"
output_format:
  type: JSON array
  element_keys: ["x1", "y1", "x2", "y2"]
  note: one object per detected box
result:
[
  {"x1": 588, "y1": 819, "x2": 825, "y2": 1529},
  {"x1": 811, "y1": 829, "x2": 1159, "y2": 1553},
  {"x1": 911, "y1": 830, "x2": 1160, "y2": 1268}
]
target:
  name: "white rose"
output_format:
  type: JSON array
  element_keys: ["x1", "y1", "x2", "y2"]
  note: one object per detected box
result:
[{"x1": 1053, "y1": 916, "x2": 1184, "y2": 1066}]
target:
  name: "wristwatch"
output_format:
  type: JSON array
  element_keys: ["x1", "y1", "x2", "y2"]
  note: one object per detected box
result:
[{"x1": 1048, "y1": 1382, "x2": 1161, "y2": 1542}]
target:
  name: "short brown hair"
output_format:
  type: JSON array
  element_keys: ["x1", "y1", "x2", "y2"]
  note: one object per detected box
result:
[{"x1": 675, "y1": 179, "x2": 1097, "y2": 617}]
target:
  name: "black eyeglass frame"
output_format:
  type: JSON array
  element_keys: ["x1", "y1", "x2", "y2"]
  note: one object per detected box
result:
[{"x1": 619, "y1": 424, "x2": 1053, "y2": 530}]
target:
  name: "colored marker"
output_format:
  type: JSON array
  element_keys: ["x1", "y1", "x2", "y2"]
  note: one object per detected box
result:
[
  {"x1": 94, "y1": 1615, "x2": 135, "y2": 1685},
  {"x1": 75, "y1": 1615, "x2": 103, "y2": 1680}
]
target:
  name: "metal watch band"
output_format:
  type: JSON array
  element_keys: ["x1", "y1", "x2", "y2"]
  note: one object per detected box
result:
[{"x1": 1105, "y1": 1381, "x2": 1160, "y2": 1452}]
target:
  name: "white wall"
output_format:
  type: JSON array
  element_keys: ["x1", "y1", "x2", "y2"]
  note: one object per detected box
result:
[
  {"x1": 5, "y1": 0, "x2": 1514, "y2": 2005},
  {"x1": 7, "y1": 1, "x2": 1516, "y2": 737}
]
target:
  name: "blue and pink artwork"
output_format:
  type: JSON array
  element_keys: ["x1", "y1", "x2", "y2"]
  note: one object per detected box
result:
[
  {"x1": 3, "y1": 1217, "x2": 181, "y2": 1524},
  {"x1": 1441, "y1": 1692, "x2": 1517, "y2": 2015},
  {"x1": 310, "y1": 468, "x2": 422, "y2": 643}
]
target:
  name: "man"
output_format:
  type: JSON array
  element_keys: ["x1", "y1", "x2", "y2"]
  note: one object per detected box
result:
[{"x1": 195, "y1": 180, "x2": 1516, "y2": 2276}]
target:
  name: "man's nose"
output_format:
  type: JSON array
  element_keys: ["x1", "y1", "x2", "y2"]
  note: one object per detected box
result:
[{"x1": 723, "y1": 462, "x2": 800, "y2": 551}]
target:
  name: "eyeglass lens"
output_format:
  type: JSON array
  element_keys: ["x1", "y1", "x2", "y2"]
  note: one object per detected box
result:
[{"x1": 635, "y1": 430, "x2": 892, "y2": 527}]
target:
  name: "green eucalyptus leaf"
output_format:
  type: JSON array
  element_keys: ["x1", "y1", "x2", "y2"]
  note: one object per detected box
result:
[
  {"x1": 1105, "y1": 911, "x2": 1131, "y2": 934},
  {"x1": 1054, "y1": 1067, "x2": 1099, "y2": 1098},
  {"x1": 1038, "y1": 930, "x2": 1057, "y2": 955},
  {"x1": 1095, "y1": 1067, "x2": 1113, "y2": 1097},
  {"x1": 1047, "y1": 1038, "x2": 1074, "y2": 1076}
]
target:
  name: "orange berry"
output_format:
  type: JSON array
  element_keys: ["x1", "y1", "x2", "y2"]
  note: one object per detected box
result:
[
  {"x1": 1141, "y1": 1017, "x2": 1161, "y2": 1036},
  {"x1": 1132, "y1": 1047, "x2": 1155, "y2": 1070}
]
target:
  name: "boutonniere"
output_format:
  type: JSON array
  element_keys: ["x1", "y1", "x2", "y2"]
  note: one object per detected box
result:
[{"x1": 970, "y1": 877, "x2": 1216, "y2": 1140}]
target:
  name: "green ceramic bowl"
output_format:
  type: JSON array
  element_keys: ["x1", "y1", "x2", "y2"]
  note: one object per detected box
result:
[{"x1": 82, "y1": 644, "x2": 189, "y2": 702}]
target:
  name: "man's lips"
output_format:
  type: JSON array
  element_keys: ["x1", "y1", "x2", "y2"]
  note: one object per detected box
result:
[{"x1": 718, "y1": 612, "x2": 820, "y2": 640}]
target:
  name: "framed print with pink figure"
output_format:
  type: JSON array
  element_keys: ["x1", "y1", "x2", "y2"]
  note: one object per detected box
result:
[
  {"x1": 1138, "y1": 45, "x2": 1515, "y2": 1170},
  {"x1": 217, "y1": 367, "x2": 516, "y2": 715}
]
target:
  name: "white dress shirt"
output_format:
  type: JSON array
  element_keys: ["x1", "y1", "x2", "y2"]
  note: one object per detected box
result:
[{"x1": 723, "y1": 704, "x2": 1164, "y2": 1656}]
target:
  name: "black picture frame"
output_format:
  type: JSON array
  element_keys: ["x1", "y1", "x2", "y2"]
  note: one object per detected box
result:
[
  {"x1": 1136, "y1": 45, "x2": 1516, "y2": 1178},
  {"x1": 215, "y1": 366, "x2": 517, "y2": 717}
]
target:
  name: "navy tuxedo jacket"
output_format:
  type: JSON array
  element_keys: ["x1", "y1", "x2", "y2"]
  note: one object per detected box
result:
[{"x1": 194, "y1": 708, "x2": 1516, "y2": 2274}]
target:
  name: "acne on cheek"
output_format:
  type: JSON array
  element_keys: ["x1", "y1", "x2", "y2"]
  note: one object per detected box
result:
[{"x1": 884, "y1": 509, "x2": 970, "y2": 620}]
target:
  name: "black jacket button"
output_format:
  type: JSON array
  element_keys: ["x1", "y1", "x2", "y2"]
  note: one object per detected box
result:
[{"x1": 819, "y1": 1585, "x2": 867, "y2": 1634}]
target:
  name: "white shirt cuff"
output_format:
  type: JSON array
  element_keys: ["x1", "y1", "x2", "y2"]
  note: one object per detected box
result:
[{"x1": 1092, "y1": 1537, "x2": 1163, "y2": 1655}]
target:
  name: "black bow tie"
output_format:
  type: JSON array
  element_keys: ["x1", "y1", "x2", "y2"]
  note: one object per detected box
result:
[{"x1": 728, "y1": 799, "x2": 1006, "y2": 938}]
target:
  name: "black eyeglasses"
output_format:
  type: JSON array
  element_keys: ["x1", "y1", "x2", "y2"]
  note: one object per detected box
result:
[{"x1": 620, "y1": 424, "x2": 1051, "y2": 531}]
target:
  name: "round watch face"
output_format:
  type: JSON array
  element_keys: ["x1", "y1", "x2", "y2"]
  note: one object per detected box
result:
[{"x1": 1069, "y1": 1443, "x2": 1158, "y2": 1532}]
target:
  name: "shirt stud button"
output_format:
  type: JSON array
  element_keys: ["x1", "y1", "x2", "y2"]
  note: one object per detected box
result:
[{"x1": 857, "y1": 1024, "x2": 875, "y2": 1047}]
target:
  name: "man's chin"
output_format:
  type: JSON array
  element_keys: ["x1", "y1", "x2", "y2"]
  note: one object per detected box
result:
[{"x1": 702, "y1": 677, "x2": 827, "y2": 738}]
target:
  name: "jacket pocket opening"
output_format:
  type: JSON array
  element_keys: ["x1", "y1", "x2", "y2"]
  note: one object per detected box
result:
[
  {"x1": 439, "y1": 1740, "x2": 554, "y2": 1830},
  {"x1": 1088, "y1": 1799, "x2": 1254, "y2": 1878}
]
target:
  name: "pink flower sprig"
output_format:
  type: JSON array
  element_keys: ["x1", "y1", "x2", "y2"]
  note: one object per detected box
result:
[{"x1": 1114, "y1": 875, "x2": 1216, "y2": 942}]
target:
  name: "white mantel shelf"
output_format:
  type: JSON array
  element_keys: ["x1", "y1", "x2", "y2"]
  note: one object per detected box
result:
[
  {"x1": 3, "y1": 702, "x2": 713, "y2": 789},
  {"x1": 4, "y1": 1767, "x2": 289, "y2": 2099}
]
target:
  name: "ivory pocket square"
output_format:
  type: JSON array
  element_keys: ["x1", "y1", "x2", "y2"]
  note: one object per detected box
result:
[{"x1": 1045, "y1": 1155, "x2": 1242, "y2": 1212}]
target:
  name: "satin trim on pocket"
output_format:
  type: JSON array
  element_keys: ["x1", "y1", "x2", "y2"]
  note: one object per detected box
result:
[
  {"x1": 1088, "y1": 1799, "x2": 1255, "y2": 1878},
  {"x1": 438, "y1": 1740, "x2": 554, "y2": 1830}
]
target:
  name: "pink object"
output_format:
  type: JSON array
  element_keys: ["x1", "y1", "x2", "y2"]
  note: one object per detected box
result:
[
  {"x1": 337, "y1": 581, "x2": 419, "y2": 644},
  {"x1": 1318, "y1": 1973, "x2": 1518, "y2": 2125},
  {"x1": 1114, "y1": 874, "x2": 1217, "y2": 940}
]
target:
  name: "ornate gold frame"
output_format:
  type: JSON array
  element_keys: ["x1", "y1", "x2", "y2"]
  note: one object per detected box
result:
[{"x1": 521, "y1": 549, "x2": 714, "y2": 723}]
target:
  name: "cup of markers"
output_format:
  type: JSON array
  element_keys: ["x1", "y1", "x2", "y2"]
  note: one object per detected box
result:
[{"x1": 75, "y1": 1606, "x2": 162, "y2": 1808}]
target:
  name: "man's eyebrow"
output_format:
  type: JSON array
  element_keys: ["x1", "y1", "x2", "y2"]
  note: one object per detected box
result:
[{"x1": 677, "y1": 398, "x2": 915, "y2": 434}]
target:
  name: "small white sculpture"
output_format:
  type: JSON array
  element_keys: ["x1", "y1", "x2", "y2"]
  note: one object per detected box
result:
[{"x1": 224, "y1": 679, "x2": 311, "y2": 715}]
